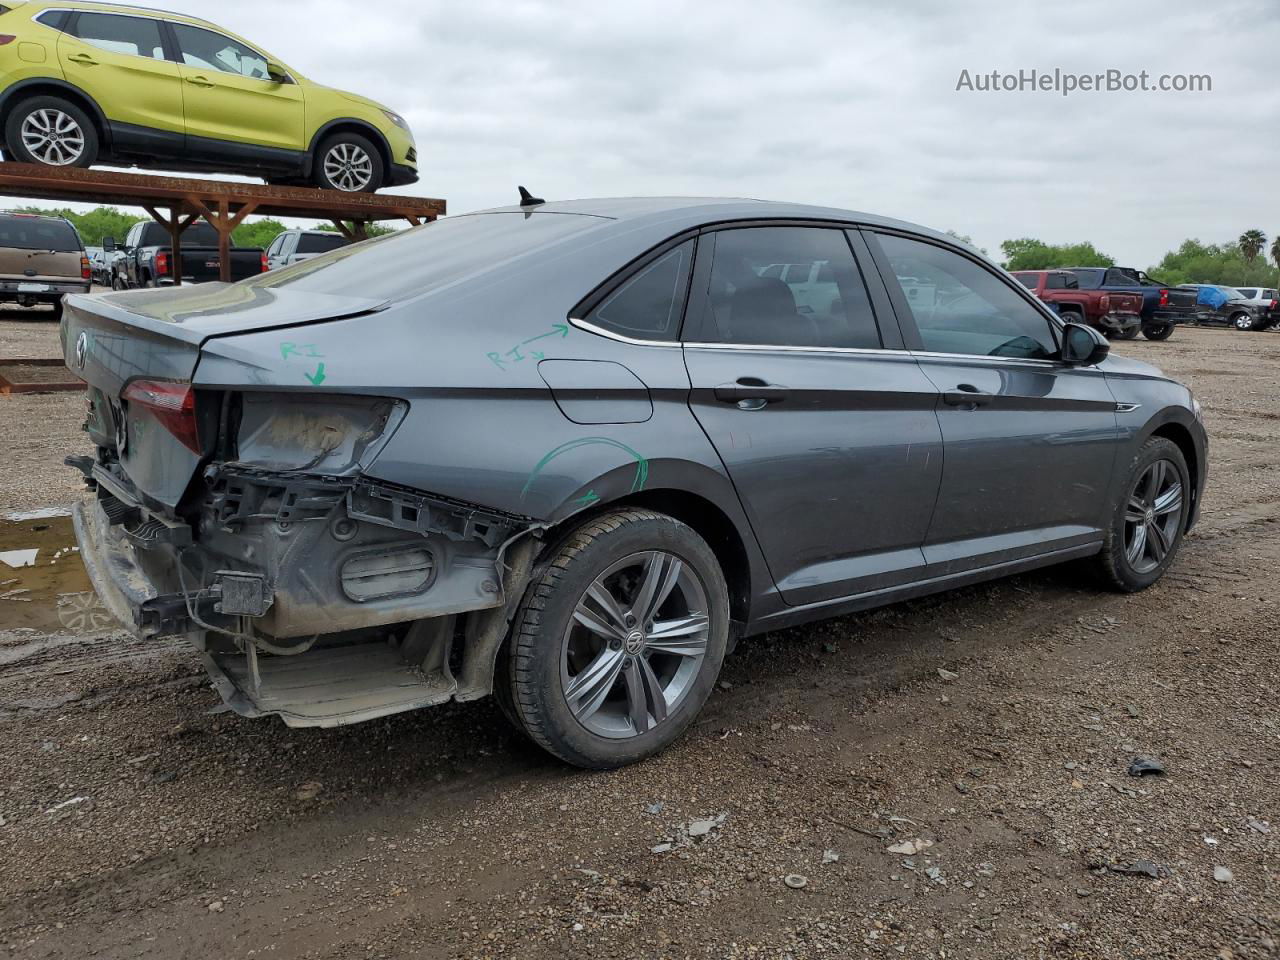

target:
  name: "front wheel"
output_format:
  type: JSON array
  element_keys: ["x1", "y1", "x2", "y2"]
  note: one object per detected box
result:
[
  {"x1": 1142, "y1": 323, "x2": 1174, "y2": 341},
  {"x1": 3, "y1": 96, "x2": 98, "y2": 168},
  {"x1": 312, "y1": 133, "x2": 384, "y2": 193},
  {"x1": 504, "y1": 509, "x2": 729, "y2": 769},
  {"x1": 1230, "y1": 312, "x2": 1255, "y2": 331},
  {"x1": 1095, "y1": 437, "x2": 1190, "y2": 592}
]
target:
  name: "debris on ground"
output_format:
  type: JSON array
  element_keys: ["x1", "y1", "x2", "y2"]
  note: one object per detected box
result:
[
  {"x1": 1127, "y1": 756, "x2": 1167, "y2": 777},
  {"x1": 783, "y1": 874, "x2": 808, "y2": 890},
  {"x1": 1213, "y1": 866, "x2": 1234, "y2": 883},
  {"x1": 937, "y1": 668, "x2": 959, "y2": 681},
  {"x1": 887, "y1": 838, "x2": 933, "y2": 856}
]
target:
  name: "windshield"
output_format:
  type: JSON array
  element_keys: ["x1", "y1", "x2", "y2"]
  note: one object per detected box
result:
[
  {"x1": 243, "y1": 213, "x2": 605, "y2": 302},
  {"x1": 0, "y1": 216, "x2": 81, "y2": 251}
]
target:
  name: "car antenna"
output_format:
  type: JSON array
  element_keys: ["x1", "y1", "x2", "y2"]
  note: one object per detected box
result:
[{"x1": 518, "y1": 186, "x2": 545, "y2": 206}]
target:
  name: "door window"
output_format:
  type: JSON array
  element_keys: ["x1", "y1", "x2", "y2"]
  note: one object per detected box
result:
[
  {"x1": 170, "y1": 23, "x2": 271, "y2": 79},
  {"x1": 71, "y1": 13, "x2": 166, "y2": 59},
  {"x1": 695, "y1": 227, "x2": 881, "y2": 348},
  {"x1": 876, "y1": 233, "x2": 1058, "y2": 360},
  {"x1": 586, "y1": 240, "x2": 693, "y2": 342}
]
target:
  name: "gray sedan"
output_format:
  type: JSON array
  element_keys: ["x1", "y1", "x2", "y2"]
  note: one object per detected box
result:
[{"x1": 62, "y1": 196, "x2": 1208, "y2": 768}]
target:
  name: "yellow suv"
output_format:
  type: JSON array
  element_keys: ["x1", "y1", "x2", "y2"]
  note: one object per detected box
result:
[{"x1": 0, "y1": 1, "x2": 417, "y2": 192}]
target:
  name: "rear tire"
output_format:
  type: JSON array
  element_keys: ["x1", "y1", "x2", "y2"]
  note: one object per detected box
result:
[
  {"x1": 504, "y1": 509, "x2": 729, "y2": 769},
  {"x1": 4, "y1": 96, "x2": 98, "y2": 169},
  {"x1": 1142, "y1": 323, "x2": 1174, "y2": 341},
  {"x1": 1230, "y1": 312, "x2": 1254, "y2": 331},
  {"x1": 1112, "y1": 326, "x2": 1140, "y2": 340},
  {"x1": 1095, "y1": 437, "x2": 1190, "y2": 593},
  {"x1": 312, "y1": 133, "x2": 384, "y2": 193}
]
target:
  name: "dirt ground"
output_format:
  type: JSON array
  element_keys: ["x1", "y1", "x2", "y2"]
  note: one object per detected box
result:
[{"x1": 0, "y1": 322, "x2": 1276, "y2": 960}]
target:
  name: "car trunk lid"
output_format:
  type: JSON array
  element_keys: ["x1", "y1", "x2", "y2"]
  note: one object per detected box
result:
[{"x1": 61, "y1": 286, "x2": 388, "y2": 510}]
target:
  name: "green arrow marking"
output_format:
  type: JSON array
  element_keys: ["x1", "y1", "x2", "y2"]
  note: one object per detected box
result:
[
  {"x1": 521, "y1": 323, "x2": 570, "y2": 346},
  {"x1": 572, "y1": 489, "x2": 600, "y2": 508},
  {"x1": 305, "y1": 362, "x2": 327, "y2": 386}
]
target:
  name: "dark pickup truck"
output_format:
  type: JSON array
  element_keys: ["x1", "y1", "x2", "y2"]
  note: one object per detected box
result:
[
  {"x1": 103, "y1": 221, "x2": 264, "y2": 289},
  {"x1": 1063, "y1": 267, "x2": 1198, "y2": 341},
  {"x1": 1011, "y1": 269, "x2": 1144, "y2": 337}
]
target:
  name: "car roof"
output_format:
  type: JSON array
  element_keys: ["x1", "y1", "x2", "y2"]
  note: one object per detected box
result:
[
  {"x1": 461, "y1": 196, "x2": 963, "y2": 247},
  {"x1": 0, "y1": 210, "x2": 72, "y2": 223},
  {"x1": 19, "y1": 0, "x2": 264, "y2": 48}
]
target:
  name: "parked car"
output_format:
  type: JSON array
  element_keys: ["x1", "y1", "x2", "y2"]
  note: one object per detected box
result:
[
  {"x1": 63, "y1": 197, "x2": 1208, "y2": 769},
  {"x1": 1182, "y1": 284, "x2": 1273, "y2": 331},
  {"x1": 0, "y1": 1, "x2": 417, "y2": 192},
  {"x1": 0, "y1": 209, "x2": 89, "y2": 317},
  {"x1": 1011, "y1": 269, "x2": 1143, "y2": 337},
  {"x1": 84, "y1": 243, "x2": 104, "y2": 283},
  {"x1": 105, "y1": 219, "x2": 263, "y2": 287},
  {"x1": 1063, "y1": 267, "x2": 1199, "y2": 340},
  {"x1": 1218, "y1": 286, "x2": 1277, "y2": 330},
  {"x1": 263, "y1": 228, "x2": 350, "y2": 271}
]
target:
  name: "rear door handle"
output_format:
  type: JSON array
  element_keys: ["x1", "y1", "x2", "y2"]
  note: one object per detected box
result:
[
  {"x1": 942, "y1": 384, "x2": 994, "y2": 407},
  {"x1": 67, "y1": 53, "x2": 98, "y2": 65},
  {"x1": 714, "y1": 378, "x2": 789, "y2": 405},
  {"x1": 185, "y1": 75, "x2": 216, "y2": 87}
]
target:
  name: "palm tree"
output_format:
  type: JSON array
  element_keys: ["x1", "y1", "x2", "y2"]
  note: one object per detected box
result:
[
  {"x1": 1239, "y1": 228, "x2": 1266, "y2": 263},
  {"x1": 1272, "y1": 236, "x2": 1280, "y2": 285}
]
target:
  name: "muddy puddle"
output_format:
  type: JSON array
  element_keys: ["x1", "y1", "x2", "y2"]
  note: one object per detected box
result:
[{"x1": 0, "y1": 512, "x2": 119, "y2": 638}]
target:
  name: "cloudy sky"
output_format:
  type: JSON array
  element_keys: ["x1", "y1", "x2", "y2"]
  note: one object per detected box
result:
[{"x1": 33, "y1": 0, "x2": 1280, "y2": 266}]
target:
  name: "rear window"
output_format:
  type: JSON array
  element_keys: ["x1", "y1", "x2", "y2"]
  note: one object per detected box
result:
[
  {"x1": 1067, "y1": 269, "x2": 1103, "y2": 290},
  {"x1": 0, "y1": 216, "x2": 82, "y2": 251},
  {"x1": 295, "y1": 233, "x2": 348, "y2": 254},
  {"x1": 245, "y1": 213, "x2": 603, "y2": 301},
  {"x1": 1012, "y1": 273, "x2": 1037, "y2": 289}
]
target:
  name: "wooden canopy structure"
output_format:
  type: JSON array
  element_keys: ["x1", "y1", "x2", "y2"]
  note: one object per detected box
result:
[{"x1": 0, "y1": 163, "x2": 445, "y2": 284}]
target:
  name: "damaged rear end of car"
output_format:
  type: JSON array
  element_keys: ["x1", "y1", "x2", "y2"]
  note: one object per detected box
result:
[{"x1": 62, "y1": 279, "x2": 545, "y2": 728}]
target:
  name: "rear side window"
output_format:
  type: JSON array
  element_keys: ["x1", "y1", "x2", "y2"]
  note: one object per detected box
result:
[
  {"x1": 246, "y1": 212, "x2": 603, "y2": 302},
  {"x1": 34, "y1": 10, "x2": 68, "y2": 30},
  {"x1": 1103, "y1": 268, "x2": 1134, "y2": 286},
  {"x1": 694, "y1": 227, "x2": 882, "y2": 349},
  {"x1": 0, "y1": 217, "x2": 81, "y2": 251},
  {"x1": 71, "y1": 13, "x2": 166, "y2": 59},
  {"x1": 876, "y1": 233, "x2": 1058, "y2": 360},
  {"x1": 1264, "y1": 290, "x2": 1278, "y2": 300},
  {"x1": 1013, "y1": 273, "x2": 1037, "y2": 289},
  {"x1": 1067, "y1": 269, "x2": 1103, "y2": 290},
  {"x1": 585, "y1": 240, "x2": 693, "y2": 341},
  {"x1": 295, "y1": 233, "x2": 349, "y2": 254}
]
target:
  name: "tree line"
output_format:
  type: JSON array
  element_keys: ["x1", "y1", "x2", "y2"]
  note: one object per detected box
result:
[
  {"x1": 999, "y1": 229, "x2": 1280, "y2": 288},
  {"x1": 3, "y1": 205, "x2": 395, "y2": 249}
]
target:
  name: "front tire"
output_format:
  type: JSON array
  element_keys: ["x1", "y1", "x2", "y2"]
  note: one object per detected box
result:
[
  {"x1": 505, "y1": 509, "x2": 729, "y2": 769},
  {"x1": 1230, "y1": 312, "x2": 1255, "y2": 331},
  {"x1": 4, "y1": 96, "x2": 98, "y2": 168},
  {"x1": 1095, "y1": 437, "x2": 1190, "y2": 592},
  {"x1": 312, "y1": 133, "x2": 384, "y2": 193},
  {"x1": 1142, "y1": 323, "x2": 1174, "y2": 341}
]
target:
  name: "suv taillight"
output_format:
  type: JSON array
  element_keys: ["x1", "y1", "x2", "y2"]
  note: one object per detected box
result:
[
  {"x1": 260, "y1": 250, "x2": 269, "y2": 272},
  {"x1": 1099, "y1": 293, "x2": 1110, "y2": 312},
  {"x1": 80, "y1": 255, "x2": 91, "y2": 280},
  {"x1": 121, "y1": 380, "x2": 200, "y2": 453},
  {"x1": 1159, "y1": 288, "x2": 1169, "y2": 307},
  {"x1": 155, "y1": 251, "x2": 170, "y2": 276}
]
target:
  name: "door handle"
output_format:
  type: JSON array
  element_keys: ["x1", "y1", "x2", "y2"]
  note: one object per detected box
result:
[
  {"x1": 942, "y1": 384, "x2": 994, "y2": 407},
  {"x1": 67, "y1": 53, "x2": 98, "y2": 65},
  {"x1": 185, "y1": 75, "x2": 216, "y2": 87},
  {"x1": 714, "y1": 378, "x2": 789, "y2": 405}
]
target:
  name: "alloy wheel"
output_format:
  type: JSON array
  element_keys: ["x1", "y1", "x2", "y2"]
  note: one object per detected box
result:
[
  {"x1": 1123, "y1": 458, "x2": 1184, "y2": 574},
  {"x1": 560, "y1": 550, "x2": 710, "y2": 739},
  {"x1": 1234, "y1": 313, "x2": 1252, "y2": 330},
  {"x1": 322, "y1": 142, "x2": 374, "y2": 191},
  {"x1": 21, "y1": 108, "x2": 85, "y2": 165}
]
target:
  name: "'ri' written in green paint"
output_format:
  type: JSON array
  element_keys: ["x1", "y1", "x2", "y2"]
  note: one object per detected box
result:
[{"x1": 486, "y1": 323, "x2": 569, "y2": 371}]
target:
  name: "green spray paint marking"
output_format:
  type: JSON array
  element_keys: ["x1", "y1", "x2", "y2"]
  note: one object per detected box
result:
[
  {"x1": 521, "y1": 437, "x2": 648, "y2": 504},
  {"x1": 486, "y1": 323, "x2": 569, "y2": 372},
  {"x1": 572, "y1": 489, "x2": 601, "y2": 508},
  {"x1": 280, "y1": 342, "x2": 324, "y2": 360},
  {"x1": 304, "y1": 363, "x2": 327, "y2": 386}
]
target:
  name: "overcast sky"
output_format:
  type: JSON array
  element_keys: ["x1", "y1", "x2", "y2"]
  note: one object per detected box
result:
[{"x1": 35, "y1": 0, "x2": 1280, "y2": 266}]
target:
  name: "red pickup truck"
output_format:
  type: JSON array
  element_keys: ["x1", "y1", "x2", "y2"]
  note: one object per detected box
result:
[{"x1": 1012, "y1": 269, "x2": 1144, "y2": 338}]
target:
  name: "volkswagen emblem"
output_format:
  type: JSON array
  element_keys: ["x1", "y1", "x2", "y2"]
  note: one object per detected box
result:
[{"x1": 75, "y1": 331, "x2": 88, "y2": 370}]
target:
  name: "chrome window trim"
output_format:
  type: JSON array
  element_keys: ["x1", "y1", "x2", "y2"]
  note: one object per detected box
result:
[
  {"x1": 568, "y1": 316, "x2": 682, "y2": 348},
  {"x1": 682, "y1": 341, "x2": 914, "y2": 359}
]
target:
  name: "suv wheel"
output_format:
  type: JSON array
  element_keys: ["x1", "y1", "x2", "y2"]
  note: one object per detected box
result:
[
  {"x1": 313, "y1": 133, "x2": 383, "y2": 193},
  {"x1": 1142, "y1": 323, "x2": 1174, "y2": 341},
  {"x1": 5, "y1": 96, "x2": 98, "y2": 168},
  {"x1": 1095, "y1": 437, "x2": 1190, "y2": 592},
  {"x1": 1231, "y1": 312, "x2": 1254, "y2": 331},
  {"x1": 504, "y1": 509, "x2": 729, "y2": 768},
  {"x1": 1112, "y1": 326, "x2": 1140, "y2": 340}
]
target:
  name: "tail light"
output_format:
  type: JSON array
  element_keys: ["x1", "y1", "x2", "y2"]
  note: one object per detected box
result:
[
  {"x1": 260, "y1": 250, "x2": 269, "y2": 272},
  {"x1": 80, "y1": 255, "x2": 91, "y2": 280},
  {"x1": 1270, "y1": 299, "x2": 1277, "y2": 311},
  {"x1": 1099, "y1": 293, "x2": 1110, "y2": 312},
  {"x1": 122, "y1": 380, "x2": 200, "y2": 454},
  {"x1": 1158, "y1": 288, "x2": 1169, "y2": 307},
  {"x1": 0, "y1": 36, "x2": 16, "y2": 46},
  {"x1": 155, "y1": 251, "x2": 170, "y2": 276}
]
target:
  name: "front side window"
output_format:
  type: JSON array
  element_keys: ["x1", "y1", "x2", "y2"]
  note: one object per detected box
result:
[
  {"x1": 72, "y1": 13, "x2": 165, "y2": 59},
  {"x1": 876, "y1": 233, "x2": 1058, "y2": 360},
  {"x1": 586, "y1": 240, "x2": 693, "y2": 341},
  {"x1": 696, "y1": 227, "x2": 881, "y2": 349},
  {"x1": 171, "y1": 23, "x2": 271, "y2": 79}
]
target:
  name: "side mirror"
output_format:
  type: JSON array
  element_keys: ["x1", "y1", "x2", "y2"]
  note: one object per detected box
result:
[
  {"x1": 1061, "y1": 322, "x2": 1109, "y2": 366},
  {"x1": 102, "y1": 236, "x2": 116, "y2": 252},
  {"x1": 266, "y1": 61, "x2": 289, "y2": 83}
]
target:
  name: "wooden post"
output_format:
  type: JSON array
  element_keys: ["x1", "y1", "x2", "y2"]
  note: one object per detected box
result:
[
  {"x1": 188, "y1": 198, "x2": 258, "y2": 282},
  {"x1": 143, "y1": 205, "x2": 199, "y2": 287}
]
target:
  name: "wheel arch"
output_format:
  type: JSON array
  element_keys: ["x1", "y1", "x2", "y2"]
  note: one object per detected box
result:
[
  {"x1": 1146, "y1": 417, "x2": 1202, "y2": 527},
  {"x1": 0, "y1": 79, "x2": 111, "y2": 149},
  {"x1": 306, "y1": 118, "x2": 393, "y2": 177}
]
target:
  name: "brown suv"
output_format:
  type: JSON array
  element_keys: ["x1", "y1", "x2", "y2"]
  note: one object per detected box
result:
[{"x1": 0, "y1": 212, "x2": 91, "y2": 320}]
